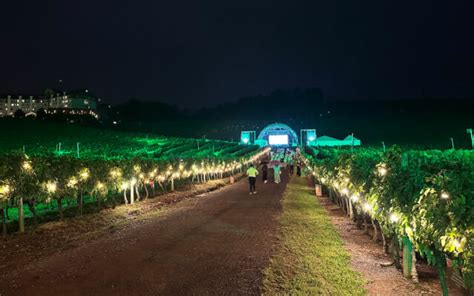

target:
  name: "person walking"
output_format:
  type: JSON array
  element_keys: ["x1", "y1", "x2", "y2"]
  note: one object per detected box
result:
[
  {"x1": 261, "y1": 162, "x2": 268, "y2": 184},
  {"x1": 246, "y1": 164, "x2": 259, "y2": 194},
  {"x1": 273, "y1": 162, "x2": 281, "y2": 184},
  {"x1": 289, "y1": 157, "x2": 295, "y2": 175}
]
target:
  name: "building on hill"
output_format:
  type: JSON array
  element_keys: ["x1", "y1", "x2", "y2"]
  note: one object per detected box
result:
[{"x1": 0, "y1": 89, "x2": 98, "y2": 118}]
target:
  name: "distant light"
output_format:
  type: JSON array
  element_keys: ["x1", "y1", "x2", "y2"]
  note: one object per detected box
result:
[
  {"x1": 22, "y1": 161, "x2": 33, "y2": 172},
  {"x1": 67, "y1": 177, "x2": 78, "y2": 188},
  {"x1": 453, "y1": 239, "x2": 461, "y2": 249},
  {"x1": 113, "y1": 121, "x2": 118, "y2": 125},
  {"x1": 390, "y1": 213, "x2": 399, "y2": 223},
  {"x1": 79, "y1": 169, "x2": 90, "y2": 181},
  {"x1": 96, "y1": 181, "x2": 105, "y2": 190},
  {"x1": 350, "y1": 194, "x2": 359, "y2": 202},
  {"x1": 0, "y1": 184, "x2": 10, "y2": 195},
  {"x1": 377, "y1": 164, "x2": 388, "y2": 176},
  {"x1": 46, "y1": 181, "x2": 57, "y2": 193},
  {"x1": 363, "y1": 203, "x2": 372, "y2": 212}
]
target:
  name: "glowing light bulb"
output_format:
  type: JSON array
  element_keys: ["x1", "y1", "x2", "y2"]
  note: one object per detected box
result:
[
  {"x1": 46, "y1": 181, "x2": 57, "y2": 193},
  {"x1": 110, "y1": 168, "x2": 122, "y2": 178},
  {"x1": 341, "y1": 188, "x2": 349, "y2": 195},
  {"x1": 440, "y1": 191, "x2": 450, "y2": 199},
  {"x1": 453, "y1": 239, "x2": 461, "y2": 249},
  {"x1": 22, "y1": 161, "x2": 32, "y2": 172},
  {"x1": 390, "y1": 213, "x2": 399, "y2": 223},
  {"x1": 96, "y1": 181, "x2": 104, "y2": 190},
  {"x1": 67, "y1": 177, "x2": 78, "y2": 188},
  {"x1": 130, "y1": 177, "x2": 137, "y2": 186},
  {"x1": 377, "y1": 166, "x2": 387, "y2": 176},
  {"x1": 350, "y1": 194, "x2": 359, "y2": 202},
  {"x1": 363, "y1": 203, "x2": 372, "y2": 212},
  {"x1": 0, "y1": 185, "x2": 10, "y2": 195},
  {"x1": 79, "y1": 169, "x2": 90, "y2": 181}
]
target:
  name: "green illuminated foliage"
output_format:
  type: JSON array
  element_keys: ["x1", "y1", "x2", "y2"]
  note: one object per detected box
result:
[{"x1": 303, "y1": 147, "x2": 474, "y2": 293}]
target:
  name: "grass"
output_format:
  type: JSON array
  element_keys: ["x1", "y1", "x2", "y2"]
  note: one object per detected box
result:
[{"x1": 263, "y1": 176, "x2": 366, "y2": 295}]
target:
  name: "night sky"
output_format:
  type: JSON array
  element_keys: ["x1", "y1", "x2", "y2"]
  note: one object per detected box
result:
[{"x1": 1, "y1": 1, "x2": 473, "y2": 108}]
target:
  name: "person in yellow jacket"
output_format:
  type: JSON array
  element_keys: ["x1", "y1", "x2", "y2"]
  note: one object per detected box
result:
[{"x1": 246, "y1": 164, "x2": 259, "y2": 194}]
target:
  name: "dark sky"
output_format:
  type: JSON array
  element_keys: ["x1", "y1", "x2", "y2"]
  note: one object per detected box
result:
[{"x1": 1, "y1": 1, "x2": 473, "y2": 108}]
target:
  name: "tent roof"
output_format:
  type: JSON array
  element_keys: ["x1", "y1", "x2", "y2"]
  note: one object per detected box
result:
[
  {"x1": 343, "y1": 135, "x2": 360, "y2": 141},
  {"x1": 318, "y1": 135, "x2": 340, "y2": 141}
]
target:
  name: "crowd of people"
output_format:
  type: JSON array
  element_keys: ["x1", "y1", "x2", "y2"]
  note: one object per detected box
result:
[{"x1": 246, "y1": 148, "x2": 303, "y2": 195}]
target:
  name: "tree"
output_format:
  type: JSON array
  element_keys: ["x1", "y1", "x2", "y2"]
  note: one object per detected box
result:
[{"x1": 14, "y1": 109, "x2": 25, "y2": 119}]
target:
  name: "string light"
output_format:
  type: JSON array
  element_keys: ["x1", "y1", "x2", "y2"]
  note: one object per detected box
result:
[
  {"x1": 377, "y1": 165, "x2": 387, "y2": 176},
  {"x1": 79, "y1": 168, "x2": 90, "y2": 181},
  {"x1": 363, "y1": 203, "x2": 372, "y2": 212},
  {"x1": 350, "y1": 194, "x2": 359, "y2": 202},
  {"x1": 0, "y1": 184, "x2": 10, "y2": 195},
  {"x1": 110, "y1": 168, "x2": 122, "y2": 179},
  {"x1": 96, "y1": 181, "x2": 105, "y2": 190},
  {"x1": 45, "y1": 181, "x2": 57, "y2": 193},
  {"x1": 453, "y1": 239, "x2": 461, "y2": 249},
  {"x1": 67, "y1": 176, "x2": 78, "y2": 188},
  {"x1": 440, "y1": 191, "x2": 450, "y2": 199},
  {"x1": 390, "y1": 213, "x2": 399, "y2": 223},
  {"x1": 22, "y1": 161, "x2": 33, "y2": 172}
]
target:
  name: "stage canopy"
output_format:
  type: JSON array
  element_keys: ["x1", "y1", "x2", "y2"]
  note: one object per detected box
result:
[{"x1": 257, "y1": 123, "x2": 299, "y2": 147}]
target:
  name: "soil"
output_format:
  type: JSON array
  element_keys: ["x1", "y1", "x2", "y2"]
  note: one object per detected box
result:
[
  {"x1": 0, "y1": 172, "x2": 287, "y2": 296},
  {"x1": 317, "y1": 193, "x2": 468, "y2": 296}
]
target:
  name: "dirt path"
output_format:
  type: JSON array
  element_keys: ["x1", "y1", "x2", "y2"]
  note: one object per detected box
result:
[{"x1": 1, "y1": 173, "x2": 288, "y2": 296}]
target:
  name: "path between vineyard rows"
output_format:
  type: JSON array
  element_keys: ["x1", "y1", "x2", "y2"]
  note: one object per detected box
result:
[{"x1": 1, "y1": 172, "x2": 287, "y2": 296}]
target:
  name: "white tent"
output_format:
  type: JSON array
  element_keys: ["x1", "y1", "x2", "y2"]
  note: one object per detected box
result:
[{"x1": 316, "y1": 135, "x2": 361, "y2": 147}]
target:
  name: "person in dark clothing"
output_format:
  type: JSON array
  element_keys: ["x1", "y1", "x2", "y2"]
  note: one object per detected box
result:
[
  {"x1": 261, "y1": 162, "x2": 268, "y2": 183},
  {"x1": 289, "y1": 157, "x2": 295, "y2": 175},
  {"x1": 296, "y1": 161, "x2": 301, "y2": 177}
]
